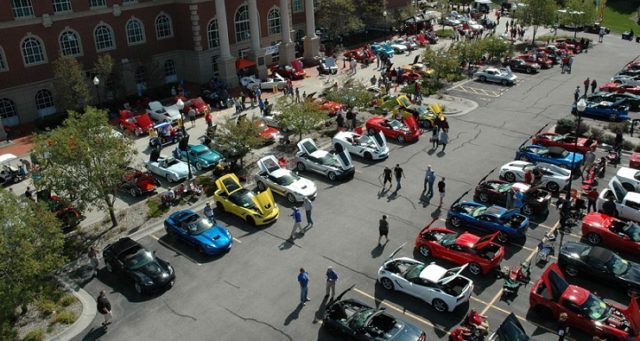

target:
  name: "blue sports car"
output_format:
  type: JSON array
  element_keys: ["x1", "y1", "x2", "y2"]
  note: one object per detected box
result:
[
  {"x1": 447, "y1": 202, "x2": 529, "y2": 240},
  {"x1": 164, "y1": 210, "x2": 232, "y2": 255},
  {"x1": 370, "y1": 43, "x2": 394, "y2": 58},
  {"x1": 572, "y1": 100, "x2": 630, "y2": 121},
  {"x1": 174, "y1": 144, "x2": 223, "y2": 171},
  {"x1": 515, "y1": 144, "x2": 584, "y2": 171}
]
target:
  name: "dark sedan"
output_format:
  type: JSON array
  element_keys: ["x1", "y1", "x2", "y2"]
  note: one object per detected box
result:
[
  {"x1": 474, "y1": 180, "x2": 551, "y2": 215},
  {"x1": 103, "y1": 237, "x2": 175, "y2": 294},
  {"x1": 558, "y1": 241, "x2": 640, "y2": 297},
  {"x1": 503, "y1": 59, "x2": 540, "y2": 74}
]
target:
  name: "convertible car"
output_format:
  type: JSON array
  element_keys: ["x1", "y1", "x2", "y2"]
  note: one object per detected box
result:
[
  {"x1": 270, "y1": 60, "x2": 305, "y2": 80},
  {"x1": 164, "y1": 210, "x2": 232, "y2": 255},
  {"x1": 571, "y1": 100, "x2": 630, "y2": 121},
  {"x1": 499, "y1": 161, "x2": 571, "y2": 192},
  {"x1": 343, "y1": 48, "x2": 376, "y2": 64},
  {"x1": 117, "y1": 168, "x2": 160, "y2": 197},
  {"x1": 515, "y1": 145, "x2": 584, "y2": 171},
  {"x1": 240, "y1": 73, "x2": 287, "y2": 91},
  {"x1": 115, "y1": 110, "x2": 153, "y2": 136},
  {"x1": 581, "y1": 212, "x2": 640, "y2": 258},
  {"x1": 254, "y1": 155, "x2": 317, "y2": 203},
  {"x1": 599, "y1": 82, "x2": 640, "y2": 95},
  {"x1": 558, "y1": 241, "x2": 640, "y2": 297},
  {"x1": 294, "y1": 138, "x2": 354, "y2": 181},
  {"x1": 415, "y1": 227, "x2": 504, "y2": 275},
  {"x1": 146, "y1": 101, "x2": 181, "y2": 124},
  {"x1": 531, "y1": 132, "x2": 598, "y2": 154},
  {"x1": 474, "y1": 180, "x2": 551, "y2": 215},
  {"x1": 213, "y1": 173, "x2": 279, "y2": 226},
  {"x1": 503, "y1": 58, "x2": 541, "y2": 74},
  {"x1": 332, "y1": 130, "x2": 389, "y2": 160},
  {"x1": 474, "y1": 67, "x2": 517, "y2": 85},
  {"x1": 365, "y1": 116, "x2": 420, "y2": 144},
  {"x1": 175, "y1": 144, "x2": 223, "y2": 171},
  {"x1": 144, "y1": 155, "x2": 189, "y2": 183},
  {"x1": 448, "y1": 202, "x2": 529, "y2": 240},
  {"x1": 588, "y1": 91, "x2": 640, "y2": 111}
]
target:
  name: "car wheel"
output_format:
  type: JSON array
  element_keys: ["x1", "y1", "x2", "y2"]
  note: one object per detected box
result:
[
  {"x1": 246, "y1": 216, "x2": 256, "y2": 226},
  {"x1": 368, "y1": 128, "x2": 377, "y2": 135},
  {"x1": 521, "y1": 204, "x2": 533, "y2": 216},
  {"x1": 450, "y1": 216, "x2": 462, "y2": 227},
  {"x1": 518, "y1": 155, "x2": 529, "y2": 162},
  {"x1": 105, "y1": 262, "x2": 113, "y2": 273},
  {"x1": 504, "y1": 172, "x2": 516, "y2": 182},
  {"x1": 398, "y1": 135, "x2": 406, "y2": 143},
  {"x1": 468, "y1": 263, "x2": 481, "y2": 275},
  {"x1": 257, "y1": 181, "x2": 266, "y2": 191},
  {"x1": 297, "y1": 162, "x2": 306, "y2": 171},
  {"x1": 286, "y1": 193, "x2": 296, "y2": 204},
  {"x1": 526, "y1": 67, "x2": 532, "y2": 73},
  {"x1": 478, "y1": 192, "x2": 490, "y2": 203},
  {"x1": 130, "y1": 188, "x2": 138, "y2": 197},
  {"x1": 565, "y1": 265, "x2": 579, "y2": 277},
  {"x1": 479, "y1": 76, "x2": 486, "y2": 82},
  {"x1": 418, "y1": 245, "x2": 431, "y2": 257},
  {"x1": 501, "y1": 79, "x2": 508, "y2": 86},
  {"x1": 166, "y1": 173, "x2": 175, "y2": 183},
  {"x1": 328, "y1": 172, "x2": 337, "y2": 181},
  {"x1": 497, "y1": 233, "x2": 508, "y2": 244},
  {"x1": 586, "y1": 232, "x2": 602, "y2": 245},
  {"x1": 380, "y1": 277, "x2": 394, "y2": 290},
  {"x1": 195, "y1": 162, "x2": 203, "y2": 171},
  {"x1": 334, "y1": 143, "x2": 344, "y2": 153},
  {"x1": 546, "y1": 182, "x2": 560, "y2": 192},
  {"x1": 216, "y1": 202, "x2": 225, "y2": 213},
  {"x1": 432, "y1": 298, "x2": 448, "y2": 313},
  {"x1": 134, "y1": 282, "x2": 143, "y2": 294},
  {"x1": 364, "y1": 152, "x2": 373, "y2": 160}
]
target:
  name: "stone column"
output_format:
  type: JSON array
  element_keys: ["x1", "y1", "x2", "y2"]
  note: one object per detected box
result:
[
  {"x1": 189, "y1": 5, "x2": 203, "y2": 51},
  {"x1": 214, "y1": 0, "x2": 237, "y2": 87},
  {"x1": 248, "y1": 0, "x2": 267, "y2": 77},
  {"x1": 279, "y1": 0, "x2": 295, "y2": 65},
  {"x1": 303, "y1": 0, "x2": 320, "y2": 64}
]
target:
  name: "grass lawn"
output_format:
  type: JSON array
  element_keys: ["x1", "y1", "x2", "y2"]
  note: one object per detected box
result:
[{"x1": 601, "y1": 0, "x2": 640, "y2": 33}]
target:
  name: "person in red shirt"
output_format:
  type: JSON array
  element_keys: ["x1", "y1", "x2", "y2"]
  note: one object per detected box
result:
[
  {"x1": 524, "y1": 169, "x2": 533, "y2": 184},
  {"x1": 586, "y1": 186, "x2": 599, "y2": 213}
]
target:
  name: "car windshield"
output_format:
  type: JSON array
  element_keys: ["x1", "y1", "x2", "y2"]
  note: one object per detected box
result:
[
  {"x1": 623, "y1": 222, "x2": 640, "y2": 242},
  {"x1": 388, "y1": 120, "x2": 405, "y2": 130},
  {"x1": 472, "y1": 207, "x2": 488, "y2": 217},
  {"x1": 497, "y1": 183, "x2": 513, "y2": 192},
  {"x1": 230, "y1": 189, "x2": 256, "y2": 209},
  {"x1": 164, "y1": 159, "x2": 179, "y2": 167},
  {"x1": 605, "y1": 254, "x2": 630, "y2": 276},
  {"x1": 349, "y1": 308, "x2": 376, "y2": 330},
  {"x1": 358, "y1": 136, "x2": 377, "y2": 147},
  {"x1": 124, "y1": 249, "x2": 154, "y2": 270},
  {"x1": 186, "y1": 217, "x2": 213, "y2": 235},
  {"x1": 275, "y1": 173, "x2": 299, "y2": 186},
  {"x1": 318, "y1": 154, "x2": 340, "y2": 167},
  {"x1": 579, "y1": 294, "x2": 609, "y2": 321},
  {"x1": 440, "y1": 234, "x2": 457, "y2": 246},
  {"x1": 196, "y1": 149, "x2": 210, "y2": 156},
  {"x1": 404, "y1": 264, "x2": 426, "y2": 281}
]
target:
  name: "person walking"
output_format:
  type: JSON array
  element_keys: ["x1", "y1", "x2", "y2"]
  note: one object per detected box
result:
[
  {"x1": 424, "y1": 165, "x2": 436, "y2": 197},
  {"x1": 598, "y1": 27, "x2": 605, "y2": 43},
  {"x1": 574, "y1": 86, "x2": 580, "y2": 102},
  {"x1": 188, "y1": 107, "x2": 197, "y2": 128},
  {"x1": 431, "y1": 126, "x2": 439, "y2": 149},
  {"x1": 325, "y1": 266, "x2": 338, "y2": 298},
  {"x1": 591, "y1": 79, "x2": 597, "y2": 94},
  {"x1": 88, "y1": 246, "x2": 99, "y2": 277},
  {"x1": 586, "y1": 187, "x2": 598, "y2": 213},
  {"x1": 602, "y1": 196, "x2": 618, "y2": 217},
  {"x1": 204, "y1": 110, "x2": 213, "y2": 129},
  {"x1": 583, "y1": 78, "x2": 590, "y2": 96},
  {"x1": 439, "y1": 129, "x2": 449, "y2": 152},
  {"x1": 381, "y1": 166, "x2": 393, "y2": 190},
  {"x1": 298, "y1": 268, "x2": 310, "y2": 305},
  {"x1": 303, "y1": 197, "x2": 313, "y2": 227},
  {"x1": 290, "y1": 207, "x2": 303, "y2": 239},
  {"x1": 351, "y1": 59, "x2": 358, "y2": 75},
  {"x1": 378, "y1": 215, "x2": 389, "y2": 245},
  {"x1": 393, "y1": 164, "x2": 405, "y2": 190},
  {"x1": 204, "y1": 202, "x2": 215, "y2": 223},
  {"x1": 295, "y1": 88, "x2": 301, "y2": 103},
  {"x1": 567, "y1": 56, "x2": 574, "y2": 74},
  {"x1": 97, "y1": 290, "x2": 113, "y2": 328},
  {"x1": 557, "y1": 313, "x2": 570, "y2": 341},
  {"x1": 438, "y1": 177, "x2": 446, "y2": 207}
]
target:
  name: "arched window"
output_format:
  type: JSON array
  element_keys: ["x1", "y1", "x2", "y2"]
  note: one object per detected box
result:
[
  {"x1": 59, "y1": 30, "x2": 81, "y2": 56},
  {"x1": 11, "y1": 0, "x2": 34, "y2": 18},
  {"x1": 21, "y1": 36, "x2": 45, "y2": 65},
  {"x1": 234, "y1": 5, "x2": 250, "y2": 42},
  {"x1": 94, "y1": 24, "x2": 114, "y2": 51},
  {"x1": 155, "y1": 14, "x2": 173, "y2": 39},
  {"x1": 292, "y1": 0, "x2": 303, "y2": 13},
  {"x1": 126, "y1": 18, "x2": 145, "y2": 45},
  {"x1": 267, "y1": 8, "x2": 281, "y2": 35},
  {"x1": 35, "y1": 89, "x2": 54, "y2": 110},
  {"x1": 207, "y1": 19, "x2": 220, "y2": 49},
  {"x1": 0, "y1": 99, "x2": 18, "y2": 126}
]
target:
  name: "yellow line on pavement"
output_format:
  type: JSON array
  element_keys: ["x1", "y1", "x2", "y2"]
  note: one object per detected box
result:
[
  {"x1": 480, "y1": 288, "x2": 503, "y2": 315},
  {"x1": 233, "y1": 237, "x2": 242, "y2": 243}
]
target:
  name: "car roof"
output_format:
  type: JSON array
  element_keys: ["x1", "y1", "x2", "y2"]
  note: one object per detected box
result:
[
  {"x1": 616, "y1": 167, "x2": 638, "y2": 179},
  {"x1": 485, "y1": 205, "x2": 506, "y2": 217},
  {"x1": 107, "y1": 237, "x2": 140, "y2": 256},
  {"x1": 419, "y1": 264, "x2": 447, "y2": 283},
  {"x1": 310, "y1": 150, "x2": 329, "y2": 158},
  {"x1": 270, "y1": 168, "x2": 289, "y2": 178}
]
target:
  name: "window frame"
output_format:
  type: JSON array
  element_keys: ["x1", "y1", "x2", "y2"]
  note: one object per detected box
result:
[
  {"x1": 0, "y1": 99, "x2": 18, "y2": 120},
  {"x1": 267, "y1": 8, "x2": 281, "y2": 36},
  {"x1": 59, "y1": 30, "x2": 83, "y2": 57},
  {"x1": 21, "y1": 36, "x2": 47, "y2": 67},
  {"x1": 35, "y1": 89, "x2": 55, "y2": 110},
  {"x1": 52, "y1": 0, "x2": 72, "y2": 14},
  {"x1": 234, "y1": 5, "x2": 250, "y2": 42},
  {"x1": 155, "y1": 14, "x2": 173, "y2": 40},
  {"x1": 122, "y1": 0, "x2": 138, "y2": 5},
  {"x1": 292, "y1": 0, "x2": 303, "y2": 13},
  {"x1": 11, "y1": 0, "x2": 34, "y2": 18},
  {"x1": 126, "y1": 18, "x2": 146, "y2": 46},
  {"x1": 89, "y1": 0, "x2": 107, "y2": 9},
  {"x1": 94, "y1": 23, "x2": 116, "y2": 52},
  {"x1": 207, "y1": 19, "x2": 220, "y2": 49},
  {"x1": 0, "y1": 47, "x2": 8, "y2": 72}
]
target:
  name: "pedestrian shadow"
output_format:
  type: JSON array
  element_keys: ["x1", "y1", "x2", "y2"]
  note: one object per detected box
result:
[
  {"x1": 284, "y1": 303, "x2": 304, "y2": 326},
  {"x1": 418, "y1": 193, "x2": 431, "y2": 207},
  {"x1": 427, "y1": 147, "x2": 437, "y2": 155},
  {"x1": 437, "y1": 150, "x2": 446, "y2": 157},
  {"x1": 313, "y1": 295, "x2": 330, "y2": 324},
  {"x1": 303, "y1": 224, "x2": 314, "y2": 233},
  {"x1": 377, "y1": 187, "x2": 390, "y2": 199},
  {"x1": 387, "y1": 191, "x2": 399, "y2": 201},
  {"x1": 81, "y1": 326, "x2": 107, "y2": 341},
  {"x1": 431, "y1": 207, "x2": 442, "y2": 219},
  {"x1": 279, "y1": 235, "x2": 301, "y2": 250},
  {"x1": 370, "y1": 241, "x2": 387, "y2": 258}
]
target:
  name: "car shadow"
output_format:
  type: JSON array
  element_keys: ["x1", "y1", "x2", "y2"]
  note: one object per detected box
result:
[
  {"x1": 95, "y1": 269, "x2": 163, "y2": 303},
  {"x1": 156, "y1": 234, "x2": 229, "y2": 264}
]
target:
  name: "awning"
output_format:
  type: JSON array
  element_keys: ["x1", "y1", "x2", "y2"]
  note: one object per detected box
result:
[
  {"x1": 235, "y1": 58, "x2": 256, "y2": 70},
  {"x1": 474, "y1": 0, "x2": 492, "y2": 3}
]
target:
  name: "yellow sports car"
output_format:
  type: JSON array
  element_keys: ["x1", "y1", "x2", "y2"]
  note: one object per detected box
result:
[
  {"x1": 213, "y1": 174, "x2": 279, "y2": 226},
  {"x1": 401, "y1": 63, "x2": 435, "y2": 77},
  {"x1": 395, "y1": 95, "x2": 446, "y2": 130}
]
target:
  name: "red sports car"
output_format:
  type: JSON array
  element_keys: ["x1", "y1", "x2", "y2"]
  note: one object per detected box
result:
[
  {"x1": 554, "y1": 40, "x2": 581, "y2": 54},
  {"x1": 343, "y1": 48, "x2": 376, "y2": 64},
  {"x1": 270, "y1": 60, "x2": 306, "y2": 80},
  {"x1": 117, "y1": 168, "x2": 160, "y2": 197},
  {"x1": 530, "y1": 263, "x2": 640, "y2": 340},
  {"x1": 599, "y1": 82, "x2": 640, "y2": 95},
  {"x1": 515, "y1": 54, "x2": 553, "y2": 69},
  {"x1": 414, "y1": 227, "x2": 504, "y2": 275},
  {"x1": 365, "y1": 116, "x2": 420, "y2": 143},
  {"x1": 531, "y1": 132, "x2": 598, "y2": 153},
  {"x1": 630, "y1": 152, "x2": 640, "y2": 169},
  {"x1": 36, "y1": 190, "x2": 84, "y2": 232},
  {"x1": 626, "y1": 61, "x2": 640, "y2": 71},
  {"x1": 397, "y1": 71, "x2": 422, "y2": 83},
  {"x1": 581, "y1": 212, "x2": 640, "y2": 257},
  {"x1": 115, "y1": 110, "x2": 153, "y2": 136},
  {"x1": 256, "y1": 119, "x2": 281, "y2": 144},
  {"x1": 179, "y1": 96, "x2": 211, "y2": 116},
  {"x1": 316, "y1": 98, "x2": 345, "y2": 116}
]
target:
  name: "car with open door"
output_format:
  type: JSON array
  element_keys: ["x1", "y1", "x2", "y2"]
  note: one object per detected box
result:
[
  {"x1": 529, "y1": 263, "x2": 640, "y2": 340},
  {"x1": 115, "y1": 109, "x2": 153, "y2": 136},
  {"x1": 254, "y1": 155, "x2": 317, "y2": 203},
  {"x1": 474, "y1": 180, "x2": 551, "y2": 215},
  {"x1": 365, "y1": 116, "x2": 420, "y2": 144},
  {"x1": 294, "y1": 138, "x2": 354, "y2": 181},
  {"x1": 581, "y1": 212, "x2": 640, "y2": 258},
  {"x1": 531, "y1": 132, "x2": 598, "y2": 154},
  {"x1": 596, "y1": 177, "x2": 640, "y2": 223},
  {"x1": 614, "y1": 167, "x2": 640, "y2": 192},
  {"x1": 332, "y1": 130, "x2": 389, "y2": 161},
  {"x1": 448, "y1": 202, "x2": 529, "y2": 241},
  {"x1": 499, "y1": 161, "x2": 571, "y2": 192},
  {"x1": 213, "y1": 173, "x2": 279, "y2": 226}
]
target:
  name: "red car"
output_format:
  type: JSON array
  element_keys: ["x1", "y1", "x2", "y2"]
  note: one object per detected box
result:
[
  {"x1": 115, "y1": 110, "x2": 153, "y2": 136},
  {"x1": 365, "y1": 116, "x2": 420, "y2": 143},
  {"x1": 256, "y1": 119, "x2": 281, "y2": 144},
  {"x1": 315, "y1": 98, "x2": 345, "y2": 116},
  {"x1": 531, "y1": 132, "x2": 598, "y2": 153},
  {"x1": 178, "y1": 96, "x2": 211, "y2": 116},
  {"x1": 270, "y1": 59, "x2": 306, "y2": 80},
  {"x1": 117, "y1": 168, "x2": 160, "y2": 197},
  {"x1": 343, "y1": 48, "x2": 376, "y2": 64},
  {"x1": 397, "y1": 71, "x2": 422, "y2": 83},
  {"x1": 554, "y1": 40, "x2": 582, "y2": 54},
  {"x1": 414, "y1": 227, "x2": 504, "y2": 275},
  {"x1": 581, "y1": 212, "x2": 640, "y2": 257},
  {"x1": 626, "y1": 61, "x2": 640, "y2": 70},
  {"x1": 630, "y1": 152, "x2": 640, "y2": 169},
  {"x1": 530, "y1": 263, "x2": 640, "y2": 340},
  {"x1": 515, "y1": 53, "x2": 553, "y2": 69},
  {"x1": 36, "y1": 190, "x2": 83, "y2": 232},
  {"x1": 599, "y1": 82, "x2": 640, "y2": 95}
]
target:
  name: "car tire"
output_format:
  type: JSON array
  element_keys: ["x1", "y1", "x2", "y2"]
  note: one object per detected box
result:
[
  {"x1": 565, "y1": 265, "x2": 579, "y2": 277},
  {"x1": 449, "y1": 216, "x2": 462, "y2": 227},
  {"x1": 216, "y1": 202, "x2": 225, "y2": 213},
  {"x1": 526, "y1": 67, "x2": 532, "y2": 73},
  {"x1": 478, "y1": 192, "x2": 490, "y2": 203},
  {"x1": 504, "y1": 172, "x2": 516, "y2": 182},
  {"x1": 468, "y1": 263, "x2": 481, "y2": 275},
  {"x1": 586, "y1": 232, "x2": 602, "y2": 245},
  {"x1": 286, "y1": 193, "x2": 297, "y2": 204},
  {"x1": 134, "y1": 282, "x2": 143, "y2": 294},
  {"x1": 418, "y1": 245, "x2": 431, "y2": 257},
  {"x1": 380, "y1": 277, "x2": 394, "y2": 290},
  {"x1": 297, "y1": 162, "x2": 306, "y2": 172},
  {"x1": 105, "y1": 262, "x2": 113, "y2": 273},
  {"x1": 518, "y1": 155, "x2": 529, "y2": 162},
  {"x1": 334, "y1": 143, "x2": 344, "y2": 153},
  {"x1": 368, "y1": 128, "x2": 377, "y2": 136},
  {"x1": 364, "y1": 152, "x2": 373, "y2": 160},
  {"x1": 398, "y1": 135, "x2": 406, "y2": 143},
  {"x1": 432, "y1": 299, "x2": 448, "y2": 313},
  {"x1": 195, "y1": 162, "x2": 203, "y2": 171},
  {"x1": 546, "y1": 182, "x2": 560, "y2": 192},
  {"x1": 501, "y1": 79, "x2": 508, "y2": 86},
  {"x1": 521, "y1": 204, "x2": 533, "y2": 216},
  {"x1": 246, "y1": 216, "x2": 256, "y2": 226},
  {"x1": 328, "y1": 172, "x2": 337, "y2": 181},
  {"x1": 497, "y1": 233, "x2": 508, "y2": 244},
  {"x1": 479, "y1": 76, "x2": 486, "y2": 82},
  {"x1": 130, "y1": 188, "x2": 138, "y2": 197},
  {"x1": 257, "y1": 181, "x2": 266, "y2": 191}
]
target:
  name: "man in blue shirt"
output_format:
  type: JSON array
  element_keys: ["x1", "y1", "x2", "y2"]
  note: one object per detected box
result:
[
  {"x1": 289, "y1": 207, "x2": 303, "y2": 240},
  {"x1": 424, "y1": 165, "x2": 436, "y2": 197},
  {"x1": 298, "y1": 268, "x2": 310, "y2": 305},
  {"x1": 325, "y1": 266, "x2": 338, "y2": 298}
]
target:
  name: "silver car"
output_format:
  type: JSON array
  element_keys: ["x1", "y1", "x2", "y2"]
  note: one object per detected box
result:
[
  {"x1": 254, "y1": 155, "x2": 317, "y2": 203},
  {"x1": 144, "y1": 155, "x2": 189, "y2": 183},
  {"x1": 294, "y1": 138, "x2": 355, "y2": 181},
  {"x1": 474, "y1": 67, "x2": 518, "y2": 85}
]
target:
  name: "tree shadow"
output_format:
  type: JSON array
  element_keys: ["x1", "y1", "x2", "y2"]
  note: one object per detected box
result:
[{"x1": 284, "y1": 303, "x2": 304, "y2": 326}]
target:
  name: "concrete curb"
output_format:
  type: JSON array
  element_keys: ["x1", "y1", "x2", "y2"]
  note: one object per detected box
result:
[{"x1": 48, "y1": 284, "x2": 96, "y2": 341}]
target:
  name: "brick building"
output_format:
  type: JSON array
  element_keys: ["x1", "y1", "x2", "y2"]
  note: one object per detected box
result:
[{"x1": 0, "y1": 0, "x2": 410, "y2": 132}]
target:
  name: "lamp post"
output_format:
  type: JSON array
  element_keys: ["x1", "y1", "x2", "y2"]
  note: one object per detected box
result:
[{"x1": 92, "y1": 76, "x2": 101, "y2": 107}]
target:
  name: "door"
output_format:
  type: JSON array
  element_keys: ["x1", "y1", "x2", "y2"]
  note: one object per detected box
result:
[
  {"x1": 336, "y1": 151, "x2": 353, "y2": 171},
  {"x1": 257, "y1": 155, "x2": 281, "y2": 175},
  {"x1": 372, "y1": 131, "x2": 387, "y2": 151}
]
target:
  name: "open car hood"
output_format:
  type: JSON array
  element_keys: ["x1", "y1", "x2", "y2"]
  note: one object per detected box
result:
[
  {"x1": 403, "y1": 115, "x2": 419, "y2": 133},
  {"x1": 624, "y1": 296, "x2": 640, "y2": 336},
  {"x1": 474, "y1": 231, "x2": 501, "y2": 250},
  {"x1": 257, "y1": 155, "x2": 281, "y2": 175},
  {"x1": 253, "y1": 188, "x2": 276, "y2": 216},
  {"x1": 438, "y1": 264, "x2": 468, "y2": 285},
  {"x1": 488, "y1": 313, "x2": 536, "y2": 341}
]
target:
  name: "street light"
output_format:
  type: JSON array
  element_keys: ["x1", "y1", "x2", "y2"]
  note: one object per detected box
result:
[{"x1": 92, "y1": 76, "x2": 101, "y2": 107}]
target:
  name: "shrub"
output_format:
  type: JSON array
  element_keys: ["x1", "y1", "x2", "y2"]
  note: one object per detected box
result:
[
  {"x1": 36, "y1": 299, "x2": 56, "y2": 317},
  {"x1": 601, "y1": 133, "x2": 616, "y2": 146},
  {"x1": 555, "y1": 118, "x2": 575, "y2": 134},
  {"x1": 622, "y1": 140, "x2": 634, "y2": 151},
  {"x1": 435, "y1": 29, "x2": 453, "y2": 38},
  {"x1": 146, "y1": 196, "x2": 167, "y2": 218},
  {"x1": 22, "y1": 329, "x2": 45, "y2": 341},
  {"x1": 588, "y1": 126, "x2": 604, "y2": 140},
  {"x1": 576, "y1": 121, "x2": 590, "y2": 136},
  {"x1": 195, "y1": 175, "x2": 216, "y2": 196},
  {"x1": 607, "y1": 122, "x2": 627, "y2": 134},
  {"x1": 634, "y1": 144, "x2": 640, "y2": 153},
  {"x1": 58, "y1": 293, "x2": 75, "y2": 307},
  {"x1": 52, "y1": 310, "x2": 77, "y2": 325}
]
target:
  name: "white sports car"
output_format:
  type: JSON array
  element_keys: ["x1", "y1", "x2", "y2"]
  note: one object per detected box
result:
[
  {"x1": 392, "y1": 38, "x2": 417, "y2": 51},
  {"x1": 254, "y1": 155, "x2": 317, "y2": 203},
  {"x1": 240, "y1": 74, "x2": 287, "y2": 91},
  {"x1": 377, "y1": 257, "x2": 473, "y2": 313},
  {"x1": 294, "y1": 138, "x2": 355, "y2": 181},
  {"x1": 332, "y1": 131, "x2": 389, "y2": 160},
  {"x1": 499, "y1": 161, "x2": 571, "y2": 192},
  {"x1": 147, "y1": 101, "x2": 182, "y2": 124},
  {"x1": 389, "y1": 41, "x2": 408, "y2": 53},
  {"x1": 612, "y1": 75, "x2": 640, "y2": 87},
  {"x1": 615, "y1": 167, "x2": 640, "y2": 192},
  {"x1": 144, "y1": 155, "x2": 189, "y2": 183}
]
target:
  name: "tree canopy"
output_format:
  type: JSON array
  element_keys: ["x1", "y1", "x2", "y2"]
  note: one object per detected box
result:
[
  {"x1": 422, "y1": 46, "x2": 461, "y2": 83},
  {"x1": 316, "y1": 0, "x2": 364, "y2": 41},
  {"x1": 560, "y1": 0, "x2": 596, "y2": 38},
  {"x1": 32, "y1": 107, "x2": 136, "y2": 226},
  {"x1": 216, "y1": 116, "x2": 267, "y2": 168},
  {"x1": 53, "y1": 55, "x2": 92, "y2": 112},
  {"x1": 516, "y1": 0, "x2": 558, "y2": 44},
  {"x1": 275, "y1": 97, "x2": 328, "y2": 141},
  {"x1": 322, "y1": 80, "x2": 375, "y2": 110}
]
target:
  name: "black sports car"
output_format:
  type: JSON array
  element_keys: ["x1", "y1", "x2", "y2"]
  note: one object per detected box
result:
[
  {"x1": 503, "y1": 59, "x2": 540, "y2": 74},
  {"x1": 474, "y1": 180, "x2": 551, "y2": 216},
  {"x1": 323, "y1": 289, "x2": 426, "y2": 341},
  {"x1": 558, "y1": 241, "x2": 640, "y2": 297},
  {"x1": 103, "y1": 237, "x2": 175, "y2": 294},
  {"x1": 588, "y1": 91, "x2": 640, "y2": 111}
]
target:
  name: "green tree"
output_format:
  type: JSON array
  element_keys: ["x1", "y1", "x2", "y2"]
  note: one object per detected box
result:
[
  {"x1": 32, "y1": 107, "x2": 136, "y2": 227},
  {"x1": 316, "y1": 0, "x2": 364, "y2": 41},
  {"x1": 52, "y1": 55, "x2": 92, "y2": 112},
  {"x1": 216, "y1": 116, "x2": 266, "y2": 168},
  {"x1": 449, "y1": 40, "x2": 484, "y2": 66},
  {"x1": 480, "y1": 36, "x2": 514, "y2": 62},
  {"x1": 93, "y1": 54, "x2": 114, "y2": 102},
  {"x1": 322, "y1": 80, "x2": 375, "y2": 110},
  {"x1": 275, "y1": 97, "x2": 327, "y2": 142},
  {"x1": 560, "y1": 0, "x2": 596, "y2": 38},
  {"x1": 422, "y1": 46, "x2": 461, "y2": 84},
  {"x1": 515, "y1": 0, "x2": 558, "y2": 45},
  {"x1": 0, "y1": 190, "x2": 65, "y2": 336}
]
